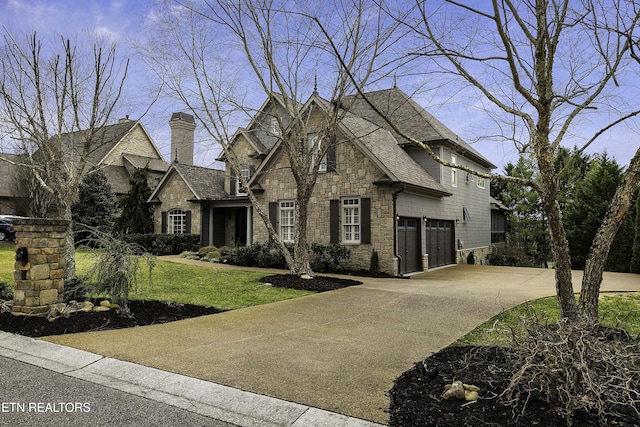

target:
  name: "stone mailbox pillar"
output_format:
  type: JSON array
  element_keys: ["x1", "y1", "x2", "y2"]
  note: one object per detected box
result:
[{"x1": 12, "y1": 218, "x2": 69, "y2": 317}]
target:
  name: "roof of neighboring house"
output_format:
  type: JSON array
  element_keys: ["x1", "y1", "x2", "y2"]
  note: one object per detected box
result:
[
  {"x1": 102, "y1": 165, "x2": 132, "y2": 195},
  {"x1": 0, "y1": 153, "x2": 24, "y2": 198},
  {"x1": 149, "y1": 162, "x2": 226, "y2": 202},
  {"x1": 46, "y1": 119, "x2": 164, "y2": 168},
  {"x1": 342, "y1": 88, "x2": 496, "y2": 169},
  {"x1": 122, "y1": 153, "x2": 169, "y2": 173}
]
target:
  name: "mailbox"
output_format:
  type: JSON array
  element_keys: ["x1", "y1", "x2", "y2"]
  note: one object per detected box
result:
[{"x1": 16, "y1": 247, "x2": 28, "y2": 263}]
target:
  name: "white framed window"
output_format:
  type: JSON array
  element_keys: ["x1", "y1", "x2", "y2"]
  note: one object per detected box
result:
[
  {"x1": 342, "y1": 197, "x2": 360, "y2": 243},
  {"x1": 279, "y1": 200, "x2": 295, "y2": 242},
  {"x1": 168, "y1": 209, "x2": 186, "y2": 234},
  {"x1": 308, "y1": 133, "x2": 327, "y2": 172},
  {"x1": 477, "y1": 176, "x2": 486, "y2": 189},
  {"x1": 270, "y1": 117, "x2": 280, "y2": 136},
  {"x1": 451, "y1": 154, "x2": 458, "y2": 187},
  {"x1": 236, "y1": 165, "x2": 251, "y2": 195}
]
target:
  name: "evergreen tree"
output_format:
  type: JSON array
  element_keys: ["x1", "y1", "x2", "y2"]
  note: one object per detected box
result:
[
  {"x1": 554, "y1": 146, "x2": 591, "y2": 211},
  {"x1": 72, "y1": 168, "x2": 116, "y2": 244},
  {"x1": 491, "y1": 156, "x2": 549, "y2": 265},
  {"x1": 114, "y1": 168, "x2": 154, "y2": 234},
  {"x1": 564, "y1": 154, "x2": 624, "y2": 270}
]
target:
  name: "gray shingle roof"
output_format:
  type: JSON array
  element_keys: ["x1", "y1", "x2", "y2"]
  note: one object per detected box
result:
[
  {"x1": 343, "y1": 88, "x2": 496, "y2": 169},
  {"x1": 122, "y1": 153, "x2": 169, "y2": 173},
  {"x1": 341, "y1": 114, "x2": 450, "y2": 195},
  {"x1": 102, "y1": 165, "x2": 132, "y2": 195},
  {"x1": 49, "y1": 120, "x2": 139, "y2": 167},
  {"x1": 171, "y1": 163, "x2": 226, "y2": 200}
]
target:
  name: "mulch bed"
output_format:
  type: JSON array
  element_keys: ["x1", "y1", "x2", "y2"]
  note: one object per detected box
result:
[
  {"x1": 389, "y1": 345, "x2": 640, "y2": 426},
  {"x1": 0, "y1": 274, "x2": 361, "y2": 338},
  {"x1": 259, "y1": 274, "x2": 362, "y2": 292},
  {"x1": 0, "y1": 300, "x2": 225, "y2": 338}
]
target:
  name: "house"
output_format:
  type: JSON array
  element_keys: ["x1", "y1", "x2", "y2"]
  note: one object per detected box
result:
[
  {"x1": 151, "y1": 87, "x2": 497, "y2": 276},
  {"x1": 0, "y1": 117, "x2": 169, "y2": 217}
]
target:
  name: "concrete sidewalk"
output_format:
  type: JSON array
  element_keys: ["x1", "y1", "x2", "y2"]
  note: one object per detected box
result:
[{"x1": 37, "y1": 263, "x2": 640, "y2": 425}]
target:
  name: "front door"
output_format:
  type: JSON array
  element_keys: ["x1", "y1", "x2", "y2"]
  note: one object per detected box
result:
[
  {"x1": 426, "y1": 220, "x2": 454, "y2": 268},
  {"x1": 398, "y1": 217, "x2": 421, "y2": 274}
]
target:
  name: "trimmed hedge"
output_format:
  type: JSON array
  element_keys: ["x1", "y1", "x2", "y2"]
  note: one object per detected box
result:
[
  {"x1": 121, "y1": 233, "x2": 200, "y2": 255},
  {"x1": 216, "y1": 241, "x2": 350, "y2": 273}
]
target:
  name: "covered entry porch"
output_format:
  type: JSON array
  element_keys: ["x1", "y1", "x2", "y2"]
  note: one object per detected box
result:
[{"x1": 200, "y1": 201, "x2": 253, "y2": 248}]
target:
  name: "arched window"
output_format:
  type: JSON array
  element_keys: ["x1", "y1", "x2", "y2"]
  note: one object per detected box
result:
[{"x1": 168, "y1": 209, "x2": 186, "y2": 234}]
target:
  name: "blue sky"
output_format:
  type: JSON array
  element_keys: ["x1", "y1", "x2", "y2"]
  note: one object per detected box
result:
[{"x1": 2, "y1": 0, "x2": 639, "y2": 171}]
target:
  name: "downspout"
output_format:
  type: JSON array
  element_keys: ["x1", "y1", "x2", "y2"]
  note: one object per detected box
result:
[{"x1": 393, "y1": 185, "x2": 405, "y2": 276}]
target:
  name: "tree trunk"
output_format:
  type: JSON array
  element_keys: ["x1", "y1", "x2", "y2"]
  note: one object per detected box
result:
[
  {"x1": 580, "y1": 149, "x2": 640, "y2": 322},
  {"x1": 291, "y1": 186, "x2": 313, "y2": 276},
  {"x1": 62, "y1": 202, "x2": 76, "y2": 281},
  {"x1": 534, "y1": 112, "x2": 579, "y2": 320}
]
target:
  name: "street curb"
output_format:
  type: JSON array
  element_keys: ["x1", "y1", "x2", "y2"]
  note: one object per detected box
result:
[{"x1": 0, "y1": 331, "x2": 384, "y2": 427}]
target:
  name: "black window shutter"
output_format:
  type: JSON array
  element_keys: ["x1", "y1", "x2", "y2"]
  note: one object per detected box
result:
[
  {"x1": 230, "y1": 176, "x2": 237, "y2": 195},
  {"x1": 330, "y1": 199, "x2": 340, "y2": 244},
  {"x1": 185, "y1": 210, "x2": 192, "y2": 233},
  {"x1": 361, "y1": 197, "x2": 371, "y2": 244},
  {"x1": 161, "y1": 211, "x2": 167, "y2": 234},
  {"x1": 269, "y1": 202, "x2": 278, "y2": 232},
  {"x1": 201, "y1": 207, "x2": 210, "y2": 246}
]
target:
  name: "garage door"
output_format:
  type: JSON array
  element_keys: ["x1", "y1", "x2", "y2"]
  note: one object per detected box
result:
[
  {"x1": 426, "y1": 220, "x2": 454, "y2": 268},
  {"x1": 398, "y1": 217, "x2": 421, "y2": 274}
]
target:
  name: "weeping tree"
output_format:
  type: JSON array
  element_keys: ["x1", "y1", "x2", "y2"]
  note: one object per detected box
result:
[
  {"x1": 325, "y1": 0, "x2": 640, "y2": 323},
  {"x1": 140, "y1": 0, "x2": 400, "y2": 276},
  {"x1": 0, "y1": 30, "x2": 128, "y2": 279}
]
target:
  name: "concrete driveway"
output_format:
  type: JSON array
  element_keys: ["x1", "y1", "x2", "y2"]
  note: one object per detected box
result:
[{"x1": 41, "y1": 263, "x2": 640, "y2": 424}]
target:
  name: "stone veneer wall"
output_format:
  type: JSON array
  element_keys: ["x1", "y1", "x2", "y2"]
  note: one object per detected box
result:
[{"x1": 12, "y1": 218, "x2": 69, "y2": 317}]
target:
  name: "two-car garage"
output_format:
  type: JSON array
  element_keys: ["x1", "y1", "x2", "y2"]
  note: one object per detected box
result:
[{"x1": 397, "y1": 217, "x2": 455, "y2": 274}]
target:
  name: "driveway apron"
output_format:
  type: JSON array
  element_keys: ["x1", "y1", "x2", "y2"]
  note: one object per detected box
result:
[{"x1": 41, "y1": 263, "x2": 640, "y2": 424}]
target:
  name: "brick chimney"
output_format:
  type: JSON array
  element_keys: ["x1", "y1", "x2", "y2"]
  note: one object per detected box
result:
[{"x1": 169, "y1": 112, "x2": 196, "y2": 165}]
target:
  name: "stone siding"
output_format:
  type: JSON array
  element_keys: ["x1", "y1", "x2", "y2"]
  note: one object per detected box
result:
[
  {"x1": 102, "y1": 124, "x2": 159, "y2": 166},
  {"x1": 12, "y1": 218, "x2": 69, "y2": 317},
  {"x1": 152, "y1": 173, "x2": 201, "y2": 236},
  {"x1": 252, "y1": 121, "x2": 397, "y2": 274}
]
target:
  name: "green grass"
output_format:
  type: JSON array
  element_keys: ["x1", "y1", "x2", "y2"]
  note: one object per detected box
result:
[
  {"x1": 1, "y1": 244, "x2": 312, "y2": 310},
  {"x1": 456, "y1": 293, "x2": 640, "y2": 347},
  {"x1": 0, "y1": 244, "x2": 15, "y2": 284}
]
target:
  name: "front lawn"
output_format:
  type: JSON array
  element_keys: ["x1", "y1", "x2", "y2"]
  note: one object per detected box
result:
[{"x1": 0, "y1": 243, "x2": 313, "y2": 310}]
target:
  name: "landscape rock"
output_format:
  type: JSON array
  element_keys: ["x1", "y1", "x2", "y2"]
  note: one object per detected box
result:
[
  {"x1": 442, "y1": 381, "x2": 466, "y2": 400},
  {"x1": 80, "y1": 301, "x2": 94, "y2": 312}
]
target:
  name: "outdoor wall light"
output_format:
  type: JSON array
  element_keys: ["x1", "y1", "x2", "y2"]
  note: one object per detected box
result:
[{"x1": 455, "y1": 219, "x2": 461, "y2": 225}]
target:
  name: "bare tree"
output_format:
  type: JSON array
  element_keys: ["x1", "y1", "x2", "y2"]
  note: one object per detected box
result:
[
  {"x1": 141, "y1": 0, "x2": 398, "y2": 275},
  {"x1": 0, "y1": 31, "x2": 128, "y2": 279},
  {"x1": 325, "y1": 0, "x2": 640, "y2": 323}
]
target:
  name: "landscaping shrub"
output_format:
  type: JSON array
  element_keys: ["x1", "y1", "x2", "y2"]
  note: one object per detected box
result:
[
  {"x1": 82, "y1": 230, "x2": 157, "y2": 308},
  {"x1": 369, "y1": 249, "x2": 380, "y2": 275},
  {"x1": 221, "y1": 242, "x2": 349, "y2": 273},
  {"x1": 63, "y1": 276, "x2": 92, "y2": 302},
  {"x1": 0, "y1": 281, "x2": 12, "y2": 301},
  {"x1": 121, "y1": 233, "x2": 200, "y2": 255},
  {"x1": 310, "y1": 243, "x2": 350, "y2": 273},
  {"x1": 487, "y1": 245, "x2": 538, "y2": 267}
]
